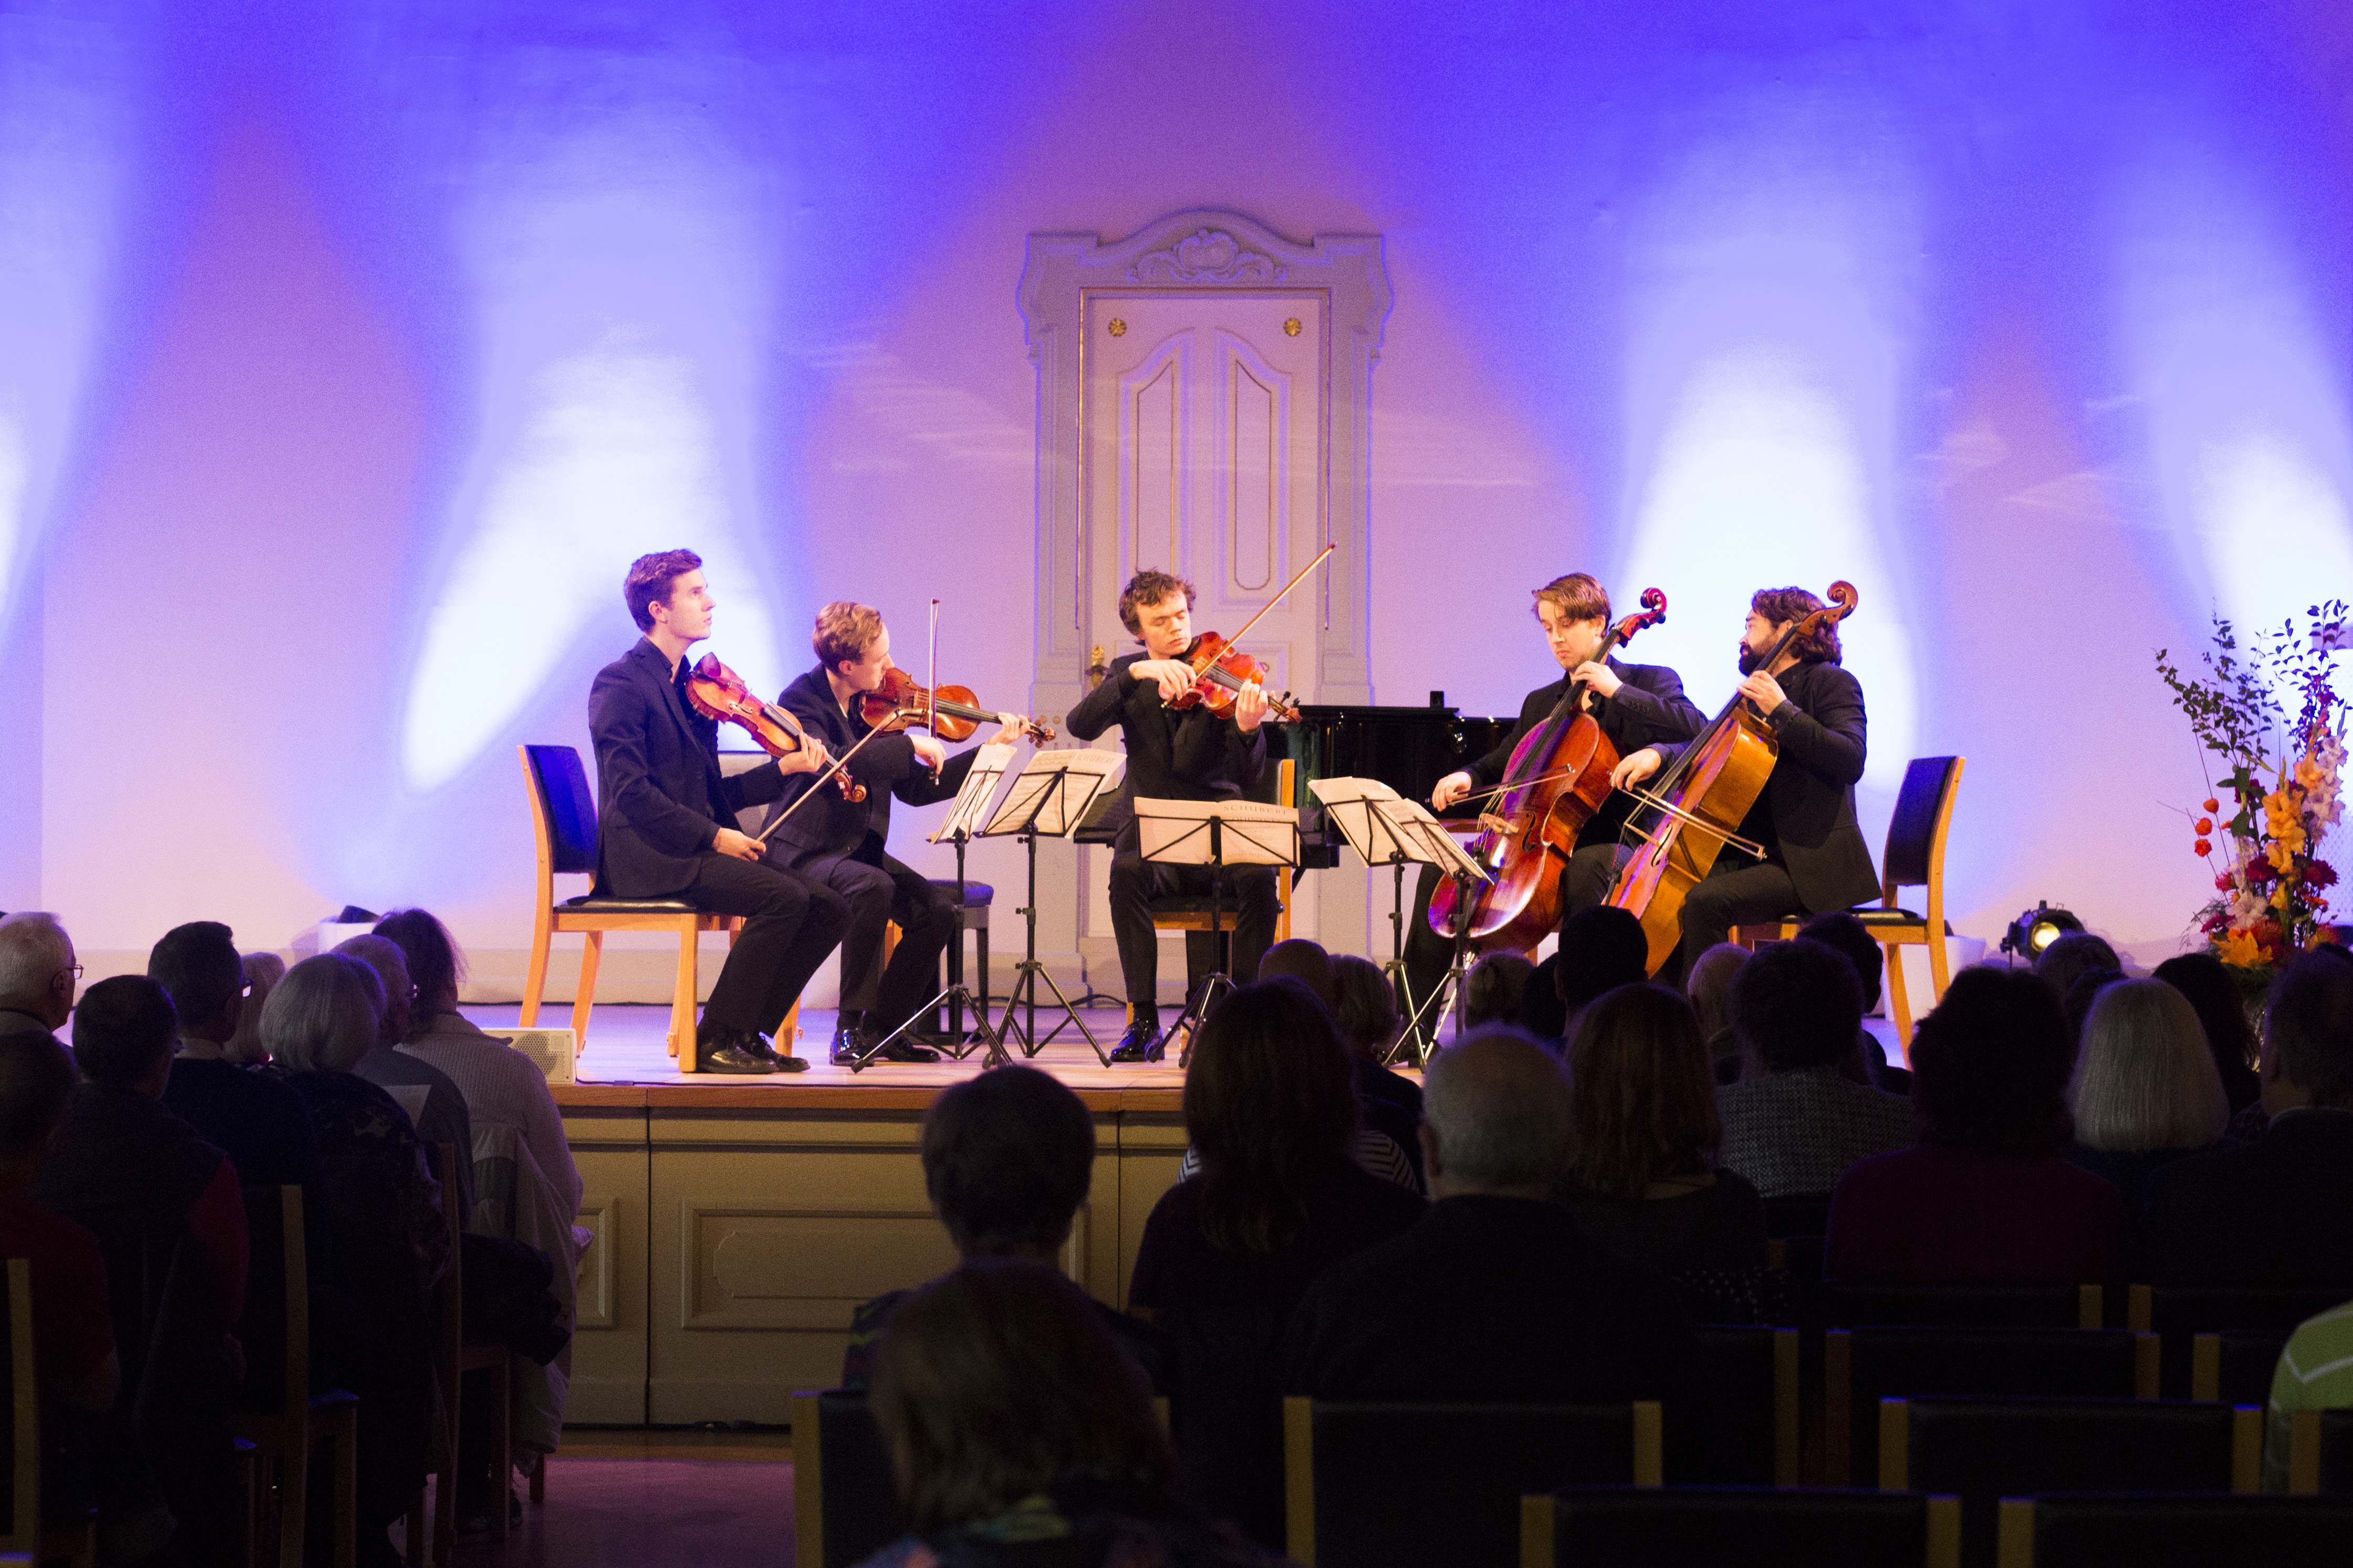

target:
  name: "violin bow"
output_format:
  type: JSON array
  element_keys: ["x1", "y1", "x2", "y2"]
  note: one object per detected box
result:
[
  {"x1": 756, "y1": 722, "x2": 893, "y2": 845},
  {"x1": 1168, "y1": 542, "x2": 1337, "y2": 703}
]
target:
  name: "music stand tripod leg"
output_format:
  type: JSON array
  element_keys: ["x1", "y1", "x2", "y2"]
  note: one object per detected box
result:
[
  {"x1": 1377, "y1": 856, "x2": 1432, "y2": 1068},
  {"x1": 987, "y1": 827, "x2": 1105, "y2": 1065}
]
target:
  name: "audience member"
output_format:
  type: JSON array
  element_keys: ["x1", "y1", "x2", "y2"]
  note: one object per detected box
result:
[
  {"x1": 1684, "y1": 942, "x2": 1749, "y2": 1084},
  {"x1": 1555, "y1": 905, "x2": 1651, "y2": 1018},
  {"x1": 1716, "y1": 940, "x2": 1911, "y2": 1199},
  {"x1": 1256, "y1": 937, "x2": 1334, "y2": 1005},
  {"x1": 1556, "y1": 986, "x2": 1770, "y2": 1319},
  {"x1": 1797, "y1": 912, "x2": 1907, "y2": 1092},
  {"x1": 150, "y1": 920, "x2": 329, "y2": 1200},
  {"x1": 0, "y1": 1031, "x2": 119, "y2": 1527},
  {"x1": 0, "y1": 911, "x2": 77, "y2": 1041},
  {"x1": 260, "y1": 955, "x2": 450, "y2": 1566},
  {"x1": 1826, "y1": 967, "x2": 2128, "y2": 1285},
  {"x1": 375, "y1": 909, "x2": 580, "y2": 1220},
  {"x1": 2063, "y1": 978, "x2": 2232, "y2": 1225},
  {"x1": 2061, "y1": 966, "x2": 2124, "y2": 1054},
  {"x1": 2036, "y1": 931, "x2": 2122, "y2": 1004},
  {"x1": 2142, "y1": 953, "x2": 2353, "y2": 1286},
  {"x1": 1462, "y1": 952, "x2": 1534, "y2": 1031},
  {"x1": 1329, "y1": 954, "x2": 1421, "y2": 1121},
  {"x1": 2153, "y1": 950, "x2": 2266, "y2": 1113},
  {"x1": 332, "y1": 935, "x2": 476, "y2": 1224},
  {"x1": 1129, "y1": 981, "x2": 1424, "y2": 1546},
  {"x1": 225, "y1": 951, "x2": 284, "y2": 1064},
  {"x1": 2264, "y1": 1296, "x2": 2353, "y2": 1491},
  {"x1": 37, "y1": 976, "x2": 247, "y2": 1566},
  {"x1": 862, "y1": 1260, "x2": 1286, "y2": 1568},
  {"x1": 841, "y1": 1065, "x2": 1160, "y2": 1390},
  {"x1": 1282, "y1": 1029, "x2": 1693, "y2": 1416},
  {"x1": 1257, "y1": 943, "x2": 1421, "y2": 1189}
]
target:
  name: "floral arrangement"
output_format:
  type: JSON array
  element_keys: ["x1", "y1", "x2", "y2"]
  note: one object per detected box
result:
[{"x1": 2157, "y1": 600, "x2": 2349, "y2": 975}]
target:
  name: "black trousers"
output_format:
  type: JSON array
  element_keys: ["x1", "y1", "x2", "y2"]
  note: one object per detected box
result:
[
  {"x1": 677, "y1": 852, "x2": 851, "y2": 1038},
  {"x1": 1676, "y1": 857, "x2": 1804, "y2": 975},
  {"x1": 1106, "y1": 845, "x2": 1279, "y2": 1016},
  {"x1": 1400, "y1": 840, "x2": 1627, "y2": 1006},
  {"x1": 782, "y1": 839, "x2": 959, "y2": 1034}
]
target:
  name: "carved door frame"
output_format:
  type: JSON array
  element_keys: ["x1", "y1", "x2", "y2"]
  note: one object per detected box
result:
[{"x1": 1019, "y1": 210, "x2": 1391, "y2": 724}]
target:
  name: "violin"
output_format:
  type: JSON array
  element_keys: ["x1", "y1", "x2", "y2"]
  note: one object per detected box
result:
[
  {"x1": 1164, "y1": 633, "x2": 1303, "y2": 723},
  {"x1": 1604, "y1": 581, "x2": 1859, "y2": 974},
  {"x1": 684, "y1": 654, "x2": 866, "y2": 803},
  {"x1": 858, "y1": 666, "x2": 1056, "y2": 744},
  {"x1": 1427, "y1": 589, "x2": 1669, "y2": 954}
]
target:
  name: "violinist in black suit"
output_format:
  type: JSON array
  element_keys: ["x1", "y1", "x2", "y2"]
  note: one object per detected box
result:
[
  {"x1": 1403, "y1": 573, "x2": 1705, "y2": 1009},
  {"x1": 1613, "y1": 585, "x2": 1881, "y2": 976},
  {"x1": 762, "y1": 602, "x2": 1028, "y2": 1064},
  {"x1": 587, "y1": 550, "x2": 850, "y2": 1074}
]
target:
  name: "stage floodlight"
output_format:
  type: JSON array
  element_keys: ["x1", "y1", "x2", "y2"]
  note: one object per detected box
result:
[{"x1": 2000, "y1": 901, "x2": 2084, "y2": 962}]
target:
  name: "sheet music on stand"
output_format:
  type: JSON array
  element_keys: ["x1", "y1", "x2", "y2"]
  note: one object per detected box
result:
[
  {"x1": 980, "y1": 750, "x2": 1126, "y2": 839},
  {"x1": 931, "y1": 741, "x2": 1019, "y2": 844},
  {"x1": 1133, "y1": 797, "x2": 1302, "y2": 868},
  {"x1": 1307, "y1": 778, "x2": 1491, "y2": 883}
]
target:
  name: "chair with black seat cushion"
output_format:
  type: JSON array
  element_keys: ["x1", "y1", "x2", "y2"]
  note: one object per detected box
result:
[
  {"x1": 518, "y1": 744, "x2": 737, "y2": 1072},
  {"x1": 408, "y1": 1146, "x2": 512, "y2": 1566},
  {"x1": 2285, "y1": 1406, "x2": 2353, "y2": 1494},
  {"x1": 2, "y1": 1256, "x2": 97, "y2": 1567},
  {"x1": 1824, "y1": 1327, "x2": 2155, "y2": 1486},
  {"x1": 2127, "y1": 1283, "x2": 2352, "y2": 1399},
  {"x1": 1824, "y1": 1283, "x2": 2105, "y2": 1332},
  {"x1": 2189, "y1": 1329, "x2": 2288, "y2": 1405},
  {"x1": 1527, "y1": 1484, "x2": 1960, "y2": 1568},
  {"x1": 1685, "y1": 1326, "x2": 1799, "y2": 1485},
  {"x1": 1770, "y1": 755, "x2": 1964, "y2": 1046},
  {"x1": 1880, "y1": 1396, "x2": 2259, "y2": 1568},
  {"x1": 790, "y1": 1391, "x2": 906, "y2": 1568},
  {"x1": 1996, "y1": 1491, "x2": 2353, "y2": 1568},
  {"x1": 231, "y1": 1186, "x2": 358, "y2": 1568},
  {"x1": 1143, "y1": 760, "x2": 1297, "y2": 1009},
  {"x1": 1283, "y1": 1396, "x2": 1659, "y2": 1568}
]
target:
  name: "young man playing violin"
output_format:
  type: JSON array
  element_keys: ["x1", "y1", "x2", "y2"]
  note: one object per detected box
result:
[
  {"x1": 1065, "y1": 569, "x2": 1277, "y2": 1063},
  {"x1": 1403, "y1": 572, "x2": 1707, "y2": 1010},
  {"x1": 1612, "y1": 585, "x2": 1880, "y2": 976},
  {"x1": 588, "y1": 550, "x2": 851, "y2": 1074},
  {"x1": 761, "y1": 602, "x2": 1030, "y2": 1064}
]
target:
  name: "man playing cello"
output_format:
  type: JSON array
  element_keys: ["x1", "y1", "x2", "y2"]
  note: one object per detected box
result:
[
  {"x1": 1610, "y1": 585, "x2": 1881, "y2": 976},
  {"x1": 1404, "y1": 572, "x2": 1704, "y2": 1007}
]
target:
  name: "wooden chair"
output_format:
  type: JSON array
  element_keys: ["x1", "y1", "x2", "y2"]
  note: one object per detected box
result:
[
  {"x1": 230, "y1": 1187, "x2": 358, "y2": 1568},
  {"x1": 790, "y1": 1391, "x2": 906, "y2": 1568},
  {"x1": 407, "y1": 1146, "x2": 511, "y2": 1566},
  {"x1": 2126, "y1": 1283, "x2": 2353, "y2": 1399},
  {"x1": 1525, "y1": 1484, "x2": 1960, "y2": 1568},
  {"x1": 1281, "y1": 1396, "x2": 1660, "y2": 1566},
  {"x1": 1993, "y1": 1492, "x2": 2353, "y2": 1567},
  {"x1": 1761, "y1": 755, "x2": 1965, "y2": 1045},
  {"x1": 2, "y1": 1257, "x2": 96, "y2": 1567},
  {"x1": 2286, "y1": 1406, "x2": 2353, "y2": 1494},
  {"x1": 1824, "y1": 1283, "x2": 2107, "y2": 1332},
  {"x1": 517, "y1": 744, "x2": 734, "y2": 1073},
  {"x1": 1142, "y1": 760, "x2": 1297, "y2": 1006},
  {"x1": 1684, "y1": 1326, "x2": 1800, "y2": 1486}
]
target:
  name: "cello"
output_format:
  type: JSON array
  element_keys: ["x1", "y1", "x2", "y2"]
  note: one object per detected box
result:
[
  {"x1": 1605, "y1": 581, "x2": 1858, "y2": 974},
  {"x1": 1426, "y1": 589, "x2": 1671, "y2": 955}
]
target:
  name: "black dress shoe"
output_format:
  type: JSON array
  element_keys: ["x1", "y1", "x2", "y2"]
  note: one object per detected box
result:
[
  {"x1": 1108, "y1": 1019, "x2": 1165, "y2": 1064},
  {"x1": 701, "y1": 1038, "x2": 777, "y2": 1075},
  {"x1": 830, "y1": 1017, "x2": 880, "y2": 1065},
  {"x1": 873, "y1": 1035, "x2": 942, "y2": 1063}
]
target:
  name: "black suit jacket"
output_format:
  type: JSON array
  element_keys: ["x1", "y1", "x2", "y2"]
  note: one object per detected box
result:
[
  {"x1": 761, "y1": 665, "x2": 972, "y2": 859},
  {"x1": 1657, "y1": 658, "x2": 1881, "y2": 913},
  {"x1": 2139, "y1": 1108, "x2": 2353, "y2": 1285},
  {"x1": 587, "y1": 638, "x2": 787, "y2": 897},
  {"x1": 1467, "y1": 659, "x2": 1706, "y2": 846},
  {"x1": 1063, "y1": 652, "x2": 1269, "y2": 841}
]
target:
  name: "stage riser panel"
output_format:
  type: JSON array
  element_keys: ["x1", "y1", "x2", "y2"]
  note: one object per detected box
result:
[{"x1": 565, "y1": 1106, "x2": 653, "y2": 1425}]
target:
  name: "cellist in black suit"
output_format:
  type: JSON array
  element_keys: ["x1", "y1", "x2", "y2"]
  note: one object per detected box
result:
[
  {"x1": 1610, "y1": 584, "x2": 1881, "y2": 975},
  {"x1": 1402, "y1": 573, "x2": 1705, "y2": 1008}
]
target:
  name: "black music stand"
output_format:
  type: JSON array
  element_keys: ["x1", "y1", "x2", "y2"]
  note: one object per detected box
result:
[
  {"x1": 846, "y1": 740, "x2": 1019, "y2": 1073},
  {"x1": 1135, "y1": 796, "x2": 1301, "y2": 1068},
  {"x1": 979, "y1": 750, "x2": 1125, "y2": 1065}
]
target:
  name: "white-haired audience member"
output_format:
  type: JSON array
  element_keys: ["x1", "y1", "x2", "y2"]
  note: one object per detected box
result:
[
  {"x1": 2063, "y1": 978, "x2": 2232, "y2": 1225},
  {"x1": 332, "y1": 934, "x2": 475, "y2": 1224},
  {"x1": 0, "y1": 911, "x2": 77, "y2": 1041}
]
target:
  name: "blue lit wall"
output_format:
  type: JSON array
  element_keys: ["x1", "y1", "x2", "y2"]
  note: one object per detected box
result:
[{"x1": 3, "y1": 0, "x2": 2347, "y2": 970}]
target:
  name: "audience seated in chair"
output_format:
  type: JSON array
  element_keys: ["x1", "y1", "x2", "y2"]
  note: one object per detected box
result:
[
  {"x1": 2264, "y1": 1294, "x2": 2353, "y2": 1490},
  {"x1": 1716, "y1": 940, "x2": 1912, "y2": 1201},
  {"x1": 1542, "y1": 906, "x2": 1651, "y2": 1045},
  {"x1": 331, "y1": 935, "x2": 476, "y2": 1224},
  {"x1": 1129, "y1": 981, "x2": 1424, "y2": 1548},
  {"x1": 1826, "y1": 966, "x2": 2127, "y2": 1287},
  {"x1": 1462, "y1": 952, "x2": 1534, "y2": 1032},
  {"x1": 840, "y1": 1064, "x2": 1162, "y2": 1392},
  {"x1": 2036, "y1": 932, "x2": 2121, "y2": 1007},
  {"x1": 0, "y1": 1031, "x2": 119, "y2": 1533},
  {"x1": 1260, "y1": 943, "x2": 1423, "y2": 1191},
  {"x1": 2142, "y1": 951, "x2": 2353, "y2": 1288},
  {"x1": 2061, "y1": 966, "x2": 2125, "y2": 1055},
  {"x1": 226, "y1": 951, "x2": 285, "y2": 1064},
  {"x1": 1329, "y1": 953, "x2": 1422, "y2": 1128},
  {"x1": 37, "y1": 975, "x2": 248, "y2": 1567},
  {"x1": 1554, "y1": 986, "x2": 1771, "y2": 1322},
  {"x1": 1281, "y1": 1028, "x2": 1693, "y2": 1421},
  {"x1": 259, "y1": 955, "x2": 451, "y2": 1568},
  {"x1": 858, "y1": 1260, "x2": 1290, "y2": 1568},
  {"x1": 0, "y1": 911, "x2": 76, "y2": 1043},
  {"x1": 2062, "y1": 978, "x2": 2233, "y2": 1228},
  {"x1": 2154, "y1": 950, "x2": 2267, "y2": 1115},
  {"x1": 1796, "y1": 911, "x2": 1907, "y2": 1093},
  {"x1": 1683, "y1": 942, "x2": 1749, "y2": 1085}
]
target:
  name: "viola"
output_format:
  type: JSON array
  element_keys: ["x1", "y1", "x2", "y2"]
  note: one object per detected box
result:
[
  {"x1": 684, "y1": 654, "x2": 866, "y2": 803},
  {"x1": 1604, "y1": 581, "x2": 1859, "y2": 974},
  {"x1": 1163, "y1": 633, "x2": 1303, "y2": 724},
  {"x1": 858, "y1": 666, "x2": 1056, "y2": 744},
  {"x1": 1427, "y1": 589, "x2": 1669, "y2": 955}
]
